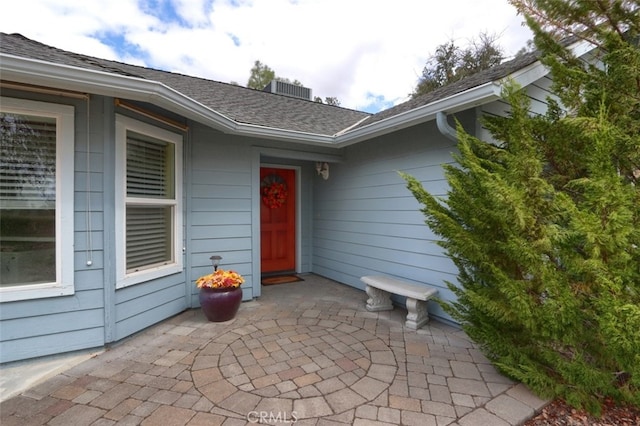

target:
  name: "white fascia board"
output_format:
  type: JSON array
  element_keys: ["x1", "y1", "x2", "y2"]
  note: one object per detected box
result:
[
  {"x1": 501, "y1": 39, "x2": 595, "y2": 88},
  {"x1": 568, "y1": 38, "x2": 598, "y2": 59},
  {"x1": 335, "y1": 40, "x2": 597, "y2": 147},
  {"x1": 1, "y1": 54, "x2": 236, "y2": 130},
  {"x1": 0, "y1": 54, "x2": 337, "y2": 146},
  {"x1": 7, "y1": 46, "x2": 590, "y2": 149},
  {"x1": 257, "y1": 147, "x2": 344, "y2": 163},
  {"x1": 501, "y1": 60, "x2": 549, "y2": 88},
  {"x1": 334, "y1": 81, "x2": 504, "y2": 147},
  {"x1": 231, "y1": 122, "x2": 335, "y2": 145}
]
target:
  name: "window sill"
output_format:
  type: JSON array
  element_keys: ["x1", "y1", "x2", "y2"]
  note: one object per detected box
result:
[
  {"x1": 116, "y1": 263, "x2": 183, "y2": 289},
  {"x1": 0, "y1": 282, "x2": 74, "y2": 303}
]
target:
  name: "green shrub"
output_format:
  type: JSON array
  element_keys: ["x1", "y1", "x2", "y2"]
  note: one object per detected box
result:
[{"x1": 402, "y1": 1, "x2": 639, "y2": 414}]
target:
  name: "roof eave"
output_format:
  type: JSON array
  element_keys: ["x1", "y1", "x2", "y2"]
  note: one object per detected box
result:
[
  {"x1": 334, "y1": 82, "x2": 504, "y2": 147},
  {"x1": 4, "y1": 44, "x2": 581, "y2": 148},
  {"x1": 335, "y1": 55, "x2": 563, "y2": 147},
  {"x1": 0, "y1": 54, "x2": 337, "y2": 146}
]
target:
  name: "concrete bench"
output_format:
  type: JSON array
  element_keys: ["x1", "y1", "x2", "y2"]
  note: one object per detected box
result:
[{"x1": 361, "y1": 275, "x2": 438, "y2": 329}]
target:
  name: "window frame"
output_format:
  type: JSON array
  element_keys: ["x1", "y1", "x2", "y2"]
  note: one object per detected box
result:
[
  {"x1": 115, "y1": 114, "x2": 183, "y2": 289},
  {"x1": 0, "y1": 97, "x2": 75, "y2": 302}
]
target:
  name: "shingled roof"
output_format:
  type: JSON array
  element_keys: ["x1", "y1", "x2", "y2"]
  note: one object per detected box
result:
[
  {"x1": 354, "y1": 50, "x2": 540, "y2": 129},
  {"x1": 0, "y1": 33, "x2": 369, "y2": 136},
  {"x1": 1, "y1": 32, "x2": 546, "y2": 140}
]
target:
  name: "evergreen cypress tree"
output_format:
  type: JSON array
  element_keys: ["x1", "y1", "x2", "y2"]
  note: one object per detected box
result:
[{"x1": 402, "y1": 0, "x2": 639, "y2": 414}]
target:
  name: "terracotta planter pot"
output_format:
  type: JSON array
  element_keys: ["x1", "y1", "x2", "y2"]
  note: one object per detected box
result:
[{"x1": 198, "y1": 286, "x2": 242, "y2": 322}]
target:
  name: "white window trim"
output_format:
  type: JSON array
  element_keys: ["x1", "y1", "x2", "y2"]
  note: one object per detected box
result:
[
  {"x1": 0, "y1": 97, "x2": 75, "y2": 302},
  {"x1": 115, "y1": 114, "x2": 183, "y2": 289}
]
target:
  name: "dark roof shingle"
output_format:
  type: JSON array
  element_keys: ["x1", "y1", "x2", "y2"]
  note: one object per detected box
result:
[
  {"x1": 1, "y1": 33, "x2": 544, "y2": 136},
  {"x1": 0, "y1": 33, "x2": 370, "y2": 136},
  {"x1": 356, "y1": 51, "x2": 540, "y2": 129}
]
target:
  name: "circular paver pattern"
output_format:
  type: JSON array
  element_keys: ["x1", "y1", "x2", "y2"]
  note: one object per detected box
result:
[{"x1": 192, "y1": 318, "x2": 398, "y2": 420}]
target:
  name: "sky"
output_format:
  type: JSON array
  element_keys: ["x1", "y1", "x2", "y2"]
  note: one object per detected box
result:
[{"x1": 2, "y1": 0, "x2": 534, "y2": 113}]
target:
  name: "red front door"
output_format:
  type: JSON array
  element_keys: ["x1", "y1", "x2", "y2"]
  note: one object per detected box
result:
[{"x1": 260, "y1": 167, "x2": 296, "y2": 274}]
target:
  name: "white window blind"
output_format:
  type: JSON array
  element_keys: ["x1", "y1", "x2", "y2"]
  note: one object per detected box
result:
[
  {"x1": 126, "y1": 133, "x2": 174, "y2": 199},
  {"x1": 126, "y1": 206, "x2": 172, "y2": 271},
  {"x1": 0, "y1": 114, "x2": 56, "y2": 209},
  {"x1": 125, "y1": 131, "x2": 176, "y2": 274}
]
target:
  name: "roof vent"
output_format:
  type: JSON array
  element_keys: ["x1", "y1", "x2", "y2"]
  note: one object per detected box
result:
[{"x1": 263, "y1": 80, "x2": 312, "y2": 100}]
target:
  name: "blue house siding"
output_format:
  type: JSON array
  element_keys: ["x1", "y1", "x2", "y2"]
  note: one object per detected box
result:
[
  {"x1": 0, "y1": 328, "x2": 104, "y2": 364},
  {"x1": 186, "y1": 125, "x2": 331, "y2": 306},
  {"x1": 311, "y1": 79, "x2": 558, "y2": 324},
  {"x1": 312, "y1": 121, "x2": 464, "y2": 323},
  {"x1": 0, "y1": 91, "x2": 107, "y2": 363},
  {"x1": 296, "y1": 164, "x2": 316, "y2": 274},
  {"x1": 188, "y1": 127, "x2": 255, "y2": 305},
  {"x1": 114, "y1": 274, "x2": 187, "y2": 339}
]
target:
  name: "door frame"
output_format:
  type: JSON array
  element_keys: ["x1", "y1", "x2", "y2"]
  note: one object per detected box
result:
[
  {"x1": 259, "y1": 164, "x2": 301, "y2": 275},
  {"x1": 251, "y1": 147, "x2": 343, "y2": 299},
  {"x1": 252, "y1": 160, "x2": 302, "y2": 297}
]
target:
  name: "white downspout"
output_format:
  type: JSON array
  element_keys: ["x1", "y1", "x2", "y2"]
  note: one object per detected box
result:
[{"x1": 436, "y1": 111, "x2": 457, "y2": 142}]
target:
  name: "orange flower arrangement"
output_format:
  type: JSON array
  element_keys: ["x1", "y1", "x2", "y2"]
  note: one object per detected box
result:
[
  {"x1": 196, "y1": 269, "x2": 244, "y2": 289},
  {"x1": 261, "y1": 174, "x2": 288, "y2": 209}
]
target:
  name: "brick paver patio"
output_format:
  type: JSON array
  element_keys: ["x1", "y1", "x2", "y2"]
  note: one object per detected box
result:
[{"x1": 0, "y1": 274, "x2": 547, "y2": 425}]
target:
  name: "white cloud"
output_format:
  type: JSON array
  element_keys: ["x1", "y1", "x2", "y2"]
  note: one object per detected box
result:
[{"x1": 2, "y1": 0, "x2": 532, "y2": 112}]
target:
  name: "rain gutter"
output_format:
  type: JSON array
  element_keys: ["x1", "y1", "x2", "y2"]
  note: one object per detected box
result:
[
  {"x1": 333, "y1": 82, "x2": 504, "y2": 147},
  {"x1": 6, "y1": 43, "x2": 591, "y2": 149},
  {"x1": 0, "y1": 54, "x2": 336, "y2": 146}
]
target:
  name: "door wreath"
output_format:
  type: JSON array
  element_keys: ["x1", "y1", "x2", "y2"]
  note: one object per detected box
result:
[{"x1": 261, "y1": 174, "x2": 288, "y2": 209}]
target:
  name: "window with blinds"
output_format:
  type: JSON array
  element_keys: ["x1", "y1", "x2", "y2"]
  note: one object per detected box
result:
[
  {"x1": 0, "y1": 112, "x2": 57, "y2": 286},
  {"x1": 115, "y1": 114, "x2": 182, "y2": 288},
  {"x1": 125, "y1": 131, "x2": 176, "y2": 273}
]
